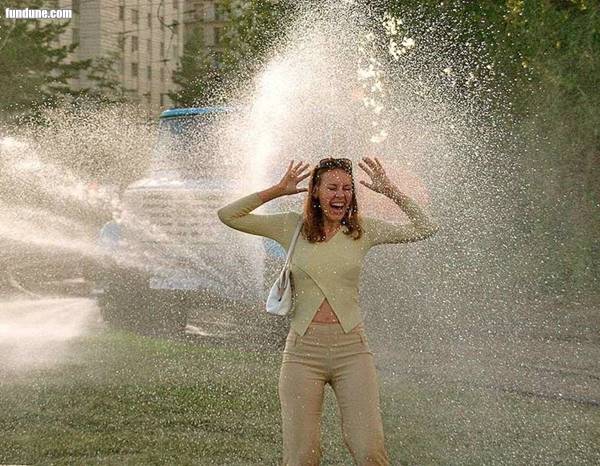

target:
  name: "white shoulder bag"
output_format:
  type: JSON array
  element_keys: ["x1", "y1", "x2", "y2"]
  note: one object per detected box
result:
[{"x1": 266, "y1": 218, "x2": 303, "y2": 316}]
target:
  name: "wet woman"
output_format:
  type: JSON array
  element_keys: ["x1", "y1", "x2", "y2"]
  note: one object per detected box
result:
[{"x1": 217, "y1": 157, "x2": 438, "y2": 465}]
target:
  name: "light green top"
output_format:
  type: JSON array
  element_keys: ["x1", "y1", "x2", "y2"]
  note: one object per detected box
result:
[{"x1": 217, "y1": 192, "x2": 438, "y2": 336}]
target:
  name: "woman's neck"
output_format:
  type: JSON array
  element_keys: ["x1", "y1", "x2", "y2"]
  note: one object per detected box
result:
[{"x1": 322, "y1": 219, "x2": 341, "y2": 234}]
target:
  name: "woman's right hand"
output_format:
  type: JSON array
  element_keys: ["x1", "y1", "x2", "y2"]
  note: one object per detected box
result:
[{"x1": 276, "y1": 160, "x2": 311, "y2": 196}]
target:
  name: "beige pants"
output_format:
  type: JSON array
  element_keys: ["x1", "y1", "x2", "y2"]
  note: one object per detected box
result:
[{"x1": 278, "y1": 321, "x2": 390, "y2": 466}]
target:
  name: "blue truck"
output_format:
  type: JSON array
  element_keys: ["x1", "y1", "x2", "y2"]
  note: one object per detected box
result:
[{"x1": 95, "y1": 107, "x2": 287, "y2": 337}]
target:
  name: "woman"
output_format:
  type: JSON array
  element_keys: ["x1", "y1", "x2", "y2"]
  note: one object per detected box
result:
[{"x1": 217, "y1": 157, "x2": 438, "y2": 465}]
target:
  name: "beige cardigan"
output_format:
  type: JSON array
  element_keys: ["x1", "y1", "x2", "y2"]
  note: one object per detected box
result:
[{"x1": 217, "y1": 192, "x2": 438, "y2": 336}]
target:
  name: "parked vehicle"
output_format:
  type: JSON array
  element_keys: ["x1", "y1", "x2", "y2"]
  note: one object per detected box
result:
[{"x1": 95, "y1": 107, "x2": 287, "y2": 341}]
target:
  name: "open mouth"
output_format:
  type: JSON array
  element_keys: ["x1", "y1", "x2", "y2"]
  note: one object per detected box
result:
[{"x1": 330, "y1": 202, "x2": 346, "y2": 214}]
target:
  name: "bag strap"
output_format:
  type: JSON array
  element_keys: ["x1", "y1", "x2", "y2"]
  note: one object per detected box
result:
[{"x1": 283, "y1": 217, "x2": 303, "y2": 269}]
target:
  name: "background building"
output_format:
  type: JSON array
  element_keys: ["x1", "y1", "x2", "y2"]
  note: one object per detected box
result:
[
  {"x1": 184, "y1": 0, "x2": 226, "y2": 66},
  {"x1": 57, "y1": 0, "x2": 217, "y2": 114}
]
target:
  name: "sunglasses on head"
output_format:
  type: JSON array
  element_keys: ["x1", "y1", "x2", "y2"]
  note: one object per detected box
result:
[{"x1": 317, "y1": 157, "x2": 352, "y2": 171}]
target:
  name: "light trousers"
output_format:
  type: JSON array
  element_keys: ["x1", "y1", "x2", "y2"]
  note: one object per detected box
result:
[{"x1": 278, "y1": 321, "x2": 390, "y2": 466}]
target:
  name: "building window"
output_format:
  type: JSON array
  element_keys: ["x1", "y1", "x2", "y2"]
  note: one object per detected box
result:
[
  {"x1": 72, "y1": 27, "x2": 79, "y2": 44},
  {"x1": 172, "y1": 45, "x2": 177, "y2": 61},
  {"x1": 118, "y1": 5, "x2": 124, "y2": 20},
  {"x1": 117, "y1": 33, "x2": 125, "y2": 51},
  {"x1": 147, "y1": 13, "x2": 152, "y2": 28},
  {"x1": 160, "y1": 42, "x2": 164, "y2": 58},
  {"x1": 160, "y1": 93, "x2": 165, "y2": 106},
  {"x1": 131, "y1": 36, "x2": 138, "y2": 52},
  {"x1": 173, "y1": 0, "x2": 178, "y2": 9},
  {"x1": 147, "y1": 39, "x2": 152, "y2": 55},
  {"x1": 131, "y1": 9, "x2": 138, "y2": 25},
  {"x1": 160, "y1": 67, "x2": 165, "y2": 82},
  {"x1": 147, "y1": 65, "x2": 152, "y2": 80},
  {"x1": 131, "y1": 62, "x2": 138, "y2": 77}
]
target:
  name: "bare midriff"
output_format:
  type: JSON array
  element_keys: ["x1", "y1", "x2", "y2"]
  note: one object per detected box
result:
[{"x1": 311, "y1": 298, "x2": 340, "y2": 324}]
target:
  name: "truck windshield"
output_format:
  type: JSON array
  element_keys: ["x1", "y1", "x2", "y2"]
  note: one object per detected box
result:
[{"x1": 151, "y1": 114, "x2": 222, "y2": 176}]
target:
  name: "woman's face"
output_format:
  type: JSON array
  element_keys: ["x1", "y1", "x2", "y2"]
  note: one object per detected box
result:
[{"x1": 313, "y1": 168, "x2": 354, "y2": 224}]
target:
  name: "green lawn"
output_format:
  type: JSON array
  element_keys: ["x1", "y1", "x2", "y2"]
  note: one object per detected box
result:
[{"x1": 1, "y1": 329, "x2": 598, "y2": 465}]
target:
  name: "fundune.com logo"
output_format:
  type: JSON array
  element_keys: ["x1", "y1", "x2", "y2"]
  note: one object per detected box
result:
[{"x1": 5, "y1": 7, "x2": 72, "y2": 19}]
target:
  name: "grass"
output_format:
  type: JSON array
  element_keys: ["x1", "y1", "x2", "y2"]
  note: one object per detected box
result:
[{"x1": 1, "y1": 329, "x2": 599, "y2": 465}]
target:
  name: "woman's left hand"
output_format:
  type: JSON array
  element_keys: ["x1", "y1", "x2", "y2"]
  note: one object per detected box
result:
[{"x1": 358, "y1": 156, "x2": 395, "y2": 195}]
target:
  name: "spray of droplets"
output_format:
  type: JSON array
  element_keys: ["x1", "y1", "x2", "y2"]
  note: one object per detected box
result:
[{"x1": 0, "y1": 4, "x2": 593, "y2": 426}]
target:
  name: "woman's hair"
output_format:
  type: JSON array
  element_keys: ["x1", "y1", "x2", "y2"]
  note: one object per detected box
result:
[{"x1": 302, "y1": 157, "x2": 363, "y2": 242}]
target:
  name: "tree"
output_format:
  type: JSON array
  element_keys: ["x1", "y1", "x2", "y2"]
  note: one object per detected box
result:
[
  {"x1": 77, "y1": 51, "x2": 129, "y2": 105},
  {"x1": 0, "y1": 0, "x2": 87, "y2": 119},
  {"x1": 499, "y1": 0, "x2": 600, "y2": 293},
  {"x1": 169, "y1": 23, "x2": 224, "y2": 106},
  {"x1": 0, "y1": 0, "x2": 130, "y2": 122},
  {"x1": 169, "y1": 0, "x2": 296, "y2": 106},
  {"x1": 217, "y1": 0, "x2": 295, "y2": 83},
  {"x1": 383, "y1": 0, "x2": 600, "y2": 294}
]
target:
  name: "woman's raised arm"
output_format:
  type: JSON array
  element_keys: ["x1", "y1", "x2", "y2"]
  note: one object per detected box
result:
[
  {"x1": 362, "y1": 187, "x2": 439, "y2": 247},
  {"x1": 358, "y1": 156, "x2": 439, "y2": 247},
  {"x1": 216, "y1": 160, "x2": 311, "y2": 242}
]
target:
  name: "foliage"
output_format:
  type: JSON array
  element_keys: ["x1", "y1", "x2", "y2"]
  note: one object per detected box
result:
[
  {"x1": 498, "y1": 0, "x2": 600, "y2": 291},
  {"x1": 2, "y1": 0, "x2": 597, "y2": 292},
  {"x1": 217, "y1": 0, "x2": 295, "y2": 82},
  {"x1": 170, "y1": 0, "x2": 296, "y2": 106},
  {"x1": 382, "y1": 0, "x2": 599, "y2": 293},
  {"x1": 77, "y1": 52, "x2": 129, "y2": 105},
  {"x1": 0, "y1": 0, "x2": 86, "y2": 117},
  {"x1": 169, "y1": 23, "x2": 224, "y2": 106},
  {"x1": 0, "y1": 0, "x2": 129, "y2": 122}
]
